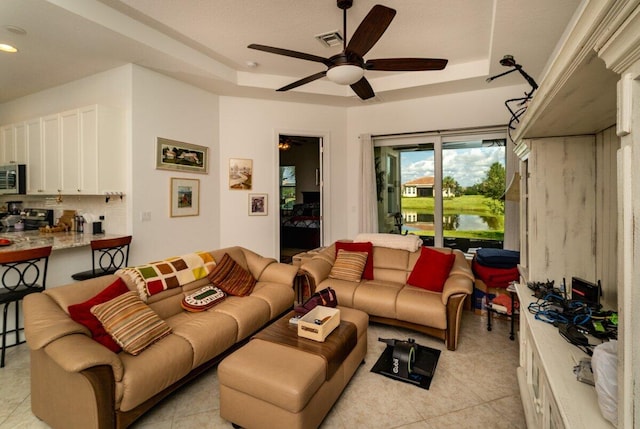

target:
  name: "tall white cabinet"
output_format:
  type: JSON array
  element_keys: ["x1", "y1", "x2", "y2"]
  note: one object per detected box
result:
[{"x1": 512, "y1": 1, "x2": 640, "y2": 426}]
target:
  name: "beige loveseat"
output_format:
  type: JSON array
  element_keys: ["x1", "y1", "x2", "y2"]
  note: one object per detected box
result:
[
  {"x1": 24, "y1": 246, "x2": 297, "y2": 429},
  {"x1": 300, "y1": 238, "x2": 474, "y2": 350}
]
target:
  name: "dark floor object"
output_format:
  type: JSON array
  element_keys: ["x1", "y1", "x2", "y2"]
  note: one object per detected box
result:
[{"x1": 370, "y1": 343, "x2": 441, "y2": 389}]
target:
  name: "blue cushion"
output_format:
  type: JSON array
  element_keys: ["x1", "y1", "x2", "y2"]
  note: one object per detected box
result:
[{"x1": 475, "y1": 248, "x2": 520, "y2": 268}]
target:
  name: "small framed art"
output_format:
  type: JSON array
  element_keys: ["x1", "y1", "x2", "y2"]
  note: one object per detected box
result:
[
  {"x1": 249, "y1": 193, "x2": 267, "y2": 216},
  {"x1": 157, "y1": 138, "x2": 208, "y2": 174},
  {"x1": 229, "y1": 158, "x2": 253, "y2": 190},
  {"x1": 170, "y1": 178, "x2": 200, "y2": 217}
]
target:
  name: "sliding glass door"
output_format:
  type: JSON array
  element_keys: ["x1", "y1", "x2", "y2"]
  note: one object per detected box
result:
[{"x1": 374, "y1": 129, "x2": 506, "y2": 251}]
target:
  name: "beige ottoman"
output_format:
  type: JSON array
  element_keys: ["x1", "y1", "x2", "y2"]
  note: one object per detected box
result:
[{"x1": 218, "y1": 306, "x2": 368, "y2": 429}]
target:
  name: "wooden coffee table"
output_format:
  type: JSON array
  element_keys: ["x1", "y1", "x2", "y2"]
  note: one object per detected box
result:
[{"x1": 253, "y1": 310, "x2": 357, "y2": 379}]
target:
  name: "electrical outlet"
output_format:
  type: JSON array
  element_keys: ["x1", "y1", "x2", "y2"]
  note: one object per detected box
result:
[{"x1": 141, "y1": 211, "x2": 151, "y2": 222}]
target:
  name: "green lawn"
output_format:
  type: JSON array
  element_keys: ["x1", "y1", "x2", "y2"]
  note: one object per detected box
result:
[
  {"x1": 402, "y1": 195, "x2": 496, "y2": 214},
  {"x1": 401, "y1": 195, "x2": 504, "y2": 240}
]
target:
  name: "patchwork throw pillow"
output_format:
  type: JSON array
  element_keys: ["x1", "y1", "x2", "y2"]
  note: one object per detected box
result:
[
  {"x1": 207, "y1": 253, "x2": 256, "y2": 296},
  {"x1": 335, "y1": 241, "x2": 374, "y2": 280},
  {"x1": 407, "y1": 247, "x2": 456, "y2": 292},
  {"x1": 329, "y1": 249, "x2": 368, "y2": 282},
  {"x1": 90, "y1": 291, "x2": 172, "y2": 355},
  {"x1": 68, "y1": 277, "x2": 130, "y2": 353}
]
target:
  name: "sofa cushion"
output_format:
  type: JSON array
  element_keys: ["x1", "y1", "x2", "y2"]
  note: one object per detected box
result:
[
  {"x1": 90, "y1": 291, "x2": 172, "y2": 355},
  {"x1": 407, "y1": 247, "x2": 455, "y2": 292},
  {"x1": 169, "y1": 310, "x2": 238, "y2": 368},
  {"x1": 329, "y1": 249, "x2": 368, "y2": 282},
  {"x1": 335, "y1": 241, "x2": 374, "y2": 280},
  {"x1": 67, "y1": 277, "x2": 129, "y2": 353},
  {"x1": 396, "y1": 286, "x2": 447, "y2": 329},
  {"x1": 208, "y1": 253, "x2": 256, "y2": 296},
  {"x1": 117, "y1": 334, "x2": 194, "y2": 411},
  {"x1": 353, "y1": 280, "x2": 403, "y2": 319}
]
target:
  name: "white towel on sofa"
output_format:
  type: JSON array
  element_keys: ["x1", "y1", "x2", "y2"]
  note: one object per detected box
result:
[{"x1": 353, "y1": 233, "x2": 423, "y2": 252}]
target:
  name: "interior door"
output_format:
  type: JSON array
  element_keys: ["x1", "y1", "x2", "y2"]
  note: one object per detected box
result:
[{"x1": 278, "y1": 134, "x2": 322, "y2": 262}]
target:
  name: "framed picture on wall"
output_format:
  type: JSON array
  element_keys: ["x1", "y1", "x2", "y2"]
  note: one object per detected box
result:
[
  {"x1": 157, "y1": 138, "x2": 209, "y2": 174},
  {"x1": 229, "y1": 158, "x2": 253, "y2": 190},
  {"x1": 170, "y1": 178, "x2": 200, "y2": 217},
  {"x1": 249, "y1": 193, "x2": 267, "y2": 216}
]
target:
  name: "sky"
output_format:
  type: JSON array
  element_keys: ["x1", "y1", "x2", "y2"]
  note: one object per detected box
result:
[{"x1": 401, "y1": 146, "x2": 505, "y2": 187}]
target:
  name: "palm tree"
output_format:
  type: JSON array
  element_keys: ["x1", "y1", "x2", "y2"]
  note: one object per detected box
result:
[{"x1": 443, "y1": 176, "x2": 459, "y2": 197}]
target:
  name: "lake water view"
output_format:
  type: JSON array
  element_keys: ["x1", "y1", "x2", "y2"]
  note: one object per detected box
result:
[{"x1": 402, "y1": 209, "x2": 503, "y2": 234}]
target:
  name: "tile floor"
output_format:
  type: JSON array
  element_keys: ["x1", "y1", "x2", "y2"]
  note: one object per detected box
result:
[{"x1": 0, "y1": 311, "x2": 525, "y2": 429}]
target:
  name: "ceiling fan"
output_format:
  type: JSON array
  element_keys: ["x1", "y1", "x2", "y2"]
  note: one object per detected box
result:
[{"x1": 248, "y1": 0, "x2": 448, "y2": 100}]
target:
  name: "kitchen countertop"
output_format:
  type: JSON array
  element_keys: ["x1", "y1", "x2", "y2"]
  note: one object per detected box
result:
[{"x1": 0, "y1": 230, "x2": 128, "y2": 252}]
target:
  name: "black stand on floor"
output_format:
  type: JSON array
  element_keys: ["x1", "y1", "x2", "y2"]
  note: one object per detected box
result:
[
  {"x1": 370, "y1": 338, "x2": 441, "y2": 390},
  {"x1": 487, "y1": 284, "x2": 518, "y2": 340}
]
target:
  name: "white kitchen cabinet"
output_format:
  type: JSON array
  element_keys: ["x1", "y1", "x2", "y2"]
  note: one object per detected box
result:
[
  {"x1": 60, "y1": 109, "x2": 81, "y2": 194},
  {"x1": 41, "y1": 113, "x2": 61, "y2": 194},
  {"x1": 80, "y1": 105, "x2": 125, "y2": 194},
  {"x1": 0, "y1": 123, "x2": 27, "y2": 165},
  {"x1": 13, "y1": 122, "x2": 27, "y2": 164},
  {"x1": 22, "y1": 104, "x2": 125, "y2": 195},
  {"x1": 0, "y1": 125, "x2": 13, "y2": 165},
  {"x1": 26, "y1": 118, "x2": 43, "y2": 194}
]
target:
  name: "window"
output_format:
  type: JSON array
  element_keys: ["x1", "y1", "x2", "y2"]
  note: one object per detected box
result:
[
  {"x1": 280, "y1": 166, "x2": 296, "y2": 210},
  {"x1": 374, "y1": 129, "x2": 507, "y2": 251}
]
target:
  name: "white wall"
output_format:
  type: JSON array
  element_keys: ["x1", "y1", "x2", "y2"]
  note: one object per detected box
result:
[
  {"x1": 0, "y1": 65, "x2": 525, "y2": 266},
  {"x1": 130, "y1": 65, "x2": 220, "y2": 264},
  {"x1": 346, "y1": 84, "x2": 528, "y2": 238},
  {"x1": 219, "y1": 97, "x2": 347, "y2": 257},
  {"x1": 0, "y1": 65, "x2": 132, "y2": 123}
]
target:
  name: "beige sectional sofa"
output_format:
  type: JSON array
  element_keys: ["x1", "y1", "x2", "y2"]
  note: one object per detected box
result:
[
  {"x1": 300, "y1": 239, "x2": 474, "y2": 350},
  {"x1": 24, "y1": 246, "x2": 297, "y2": 429}
]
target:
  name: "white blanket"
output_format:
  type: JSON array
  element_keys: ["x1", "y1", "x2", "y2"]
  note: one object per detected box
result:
[{"x1": 354, "y1": 233, "x2": 422, "y2": 252}]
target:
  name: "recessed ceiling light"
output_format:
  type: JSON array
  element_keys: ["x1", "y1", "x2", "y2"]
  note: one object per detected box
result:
[{"x1": 0, "y1": 44, "x2": 18, "y2": 53}]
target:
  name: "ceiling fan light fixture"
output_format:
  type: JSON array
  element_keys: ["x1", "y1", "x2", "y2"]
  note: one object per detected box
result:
[
  {"x1": 326, "y1": 64, "x2": 364, "y2": 85},
  {"x1": 0, "y1": 43, "x2": 18, "y2": 53}
]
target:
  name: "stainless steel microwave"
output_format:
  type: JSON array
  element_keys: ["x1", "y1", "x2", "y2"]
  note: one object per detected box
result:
[{"x1": 0, "y1": 164, "x2": 26, "y2": 195}]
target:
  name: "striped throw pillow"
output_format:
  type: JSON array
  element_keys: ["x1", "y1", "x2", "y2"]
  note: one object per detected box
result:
[
  {"x1": 329, "y1": 249, "x2": 368, "y2": 282},
  {"x1": 90, "y1": 291, "x2": 172, "y2": 355},
  {"x1": 207, "y1": 253, "x2": 256, "y2": 296}
]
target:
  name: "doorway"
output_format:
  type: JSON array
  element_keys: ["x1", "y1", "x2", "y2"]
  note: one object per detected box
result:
[{"x1": 278, "y1": 134, "x2": 322, "y2": 263}]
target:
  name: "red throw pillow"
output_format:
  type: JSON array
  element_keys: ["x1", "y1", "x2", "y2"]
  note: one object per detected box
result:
[
  {"x1": 68, "y1": 277, "x2": 130, "y2": 353},
  {"x1": 407, "y1": 247, "x2": 456, "y2": 292},
  {"x1": 335, "y1": 241, "x2": 374, "y2": 280}
]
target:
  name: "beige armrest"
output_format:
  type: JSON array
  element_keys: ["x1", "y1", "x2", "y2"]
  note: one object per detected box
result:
[
  {"x1": 241, "y1": 248, "x2": 277, "y2": 279},
  {"x1": 259, "y1": 262, "x2": 298, "y2": 285},
  {"x1": 299, "y1": 257, "x2": 333, "y2": 289},
  {"x1": 44, "y1": 334, "x2": 124, "y2": 381},
  {"x1": 441, "y1": 273, "x2": 474, "y2": 305},
  {"x1": 24, "y1": 292, "x2": 88, "y2": 350},
  {"x1": 449, "y1": 250, "x2": 475, "y2": 282}
]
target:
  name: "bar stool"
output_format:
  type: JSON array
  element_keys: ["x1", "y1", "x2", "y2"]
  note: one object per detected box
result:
[
  {"x1": 0, "y1": 245, "x2": 52, "y2": 368},
  {"x1": 71, "y1": 236, "x2": 132, "y2": 281}
]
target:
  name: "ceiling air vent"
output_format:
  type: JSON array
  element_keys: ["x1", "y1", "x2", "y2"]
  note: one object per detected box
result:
[{"x1": 315, "y1": 30, "x2": 343, "y2": 48}]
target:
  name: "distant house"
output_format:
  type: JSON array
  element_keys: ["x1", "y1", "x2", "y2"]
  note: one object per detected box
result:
[{"x1": 402, "y1": 176, "x2": 453, "y2": 198}]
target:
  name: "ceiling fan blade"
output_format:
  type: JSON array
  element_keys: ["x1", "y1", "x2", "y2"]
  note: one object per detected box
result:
[
  {"x1": 366, "y1": 58, "x2": 448, "y2": 71},
  {"x1": 346, "y1": 5, "x2": 396, "y2": 58},
  {"x1": 248, "y1": 44, "x2": 332, "y2": 66},
  {"x1": 350, "y1": 77, "x2": 375, "y2": 100},
  {"x1": 277, "y1": 71, "x2": 327, "y2": 92}
]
